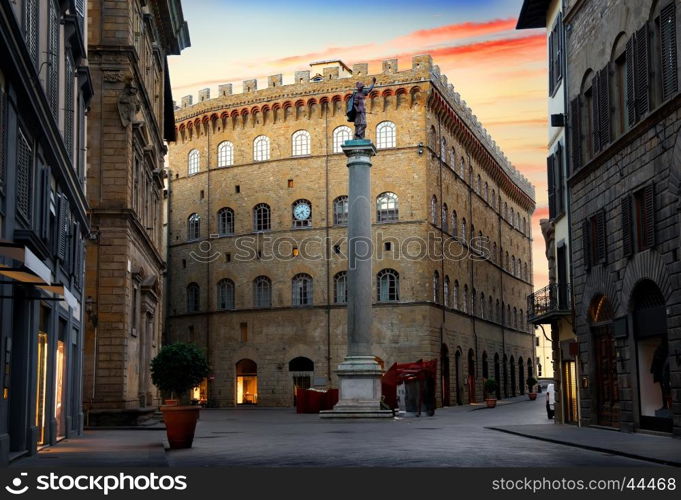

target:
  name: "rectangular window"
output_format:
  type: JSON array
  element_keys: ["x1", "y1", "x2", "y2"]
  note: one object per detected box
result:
[
  {"x1": 623, "y1": 184, "x2": 655, "y2": 256},
  {"x1": 240, "y1": 323, "x2": 248, "y2": 342},
  {"x1": 16, "y1": 128, "x2": 33, "y2": 222},
  {"x1": 548, "y1": 14, "x2": 563, "y2": 96},
  {"x1": 47, "y1": 0, "x2": 60, "y2": 119},
  {"x1": 64, "y1": 55, "x2": 75, "y2": 161},
  {"x1": 24, "y1": 0, "x2": 39, "y2": 67},
  {"x1": 659, "y1": 1, "x2": 678, "y2": 101},
  {"x1": 583, "y1": 210, "x2": 606, "y2": 269}
]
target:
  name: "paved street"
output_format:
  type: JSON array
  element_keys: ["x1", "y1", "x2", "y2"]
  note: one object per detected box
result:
[{"x1": 13, "y1": 397, "x2": 667, "y2": 467}]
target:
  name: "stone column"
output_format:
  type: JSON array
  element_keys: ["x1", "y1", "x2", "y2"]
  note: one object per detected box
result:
[{"x1": 321, "y1": 139, "x2": 393, "y2": 418}]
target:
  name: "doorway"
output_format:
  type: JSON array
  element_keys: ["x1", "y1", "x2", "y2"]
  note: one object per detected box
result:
[
  {"x1": 494, "y1": 353, "x2": 501, "y2": 399},
  {"x1": 454, "y1": 348, "x2": 462, "y2": 405},
  {"x1": 467, "y1": 349, "x2": 475, "y2": 403},
  {"x1": 589, "y1": 295, "x2": 619, "y2": 428},
  {"x1": 289, "y1": 357, "x2": 314, "y2": 405},
  {"x1": 510, "y1": 356, "x2": 516, "y2": 397},
  {"x1": 236, "y1": 359, "x2": 258, "y2": 405}
]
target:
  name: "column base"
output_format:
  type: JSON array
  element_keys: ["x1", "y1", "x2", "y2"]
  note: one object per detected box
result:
[{"x1": 320, "y1": 356, "x2": 394, "y2": 419}]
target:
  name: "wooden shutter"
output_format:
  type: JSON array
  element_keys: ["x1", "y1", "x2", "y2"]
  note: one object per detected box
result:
[
  {"x1": 598, "y1": 66, "x2": 611, "y2": 148},
  {"x1": 635, "y1": 25, "x2": 650, "y2": 120},
  {"x1": 547, "y1": 155, "x2": 556, "y2": 219},
  {"x1": 660, "y1": 1, "x2": 678, "y2": 101},
  {"x1": 596, "y1": 211, "x2": 607, "y2": 264},
  {"x1": 621, "y1": 195, "x2": 634, "y2": 258},
  {"x1": 626, "y1": 36, "x2": 637, "y2": 126},
  {"x1": 591, "y1": 73, "x2": 601, "y2": 155},
  {"x1": 582, "y1": 219, "x2": 591, "y2": 270},
  {"x1": 643, "y1": 183, "x2": 655, "y2": 248},
  {"x1": 549, "y1": 32, "x2": 555, "y2": 95},
  {"x1": 556, "y1": 142, "x2": 564, "y2": 214},
  {"x1": 570, "y1": 97, "x2": 582, "y2": 170},
  {"x1": 57, "y1": 194, "x2": 67, "y2": 261}
]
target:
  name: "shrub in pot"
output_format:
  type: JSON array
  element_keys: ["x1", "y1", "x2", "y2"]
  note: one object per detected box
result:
[
  {"x1": 484, "y1": 378, "x2": 498, "y2": 408},
  {"x1": 526, "y1": 376, "x2": 538, "y2": 400},
  {"x1": 151, "y1": 343, "x2": 210, "y2": 449}
]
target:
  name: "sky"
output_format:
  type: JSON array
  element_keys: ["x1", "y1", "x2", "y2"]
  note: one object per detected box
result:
[{"x1": 168, "y1": 0, "x2": 550, "y2": 287}]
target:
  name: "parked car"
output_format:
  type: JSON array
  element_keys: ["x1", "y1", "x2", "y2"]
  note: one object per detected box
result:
[{"x1": 546, "y1": 383, "x2": 555, "y2": 419}]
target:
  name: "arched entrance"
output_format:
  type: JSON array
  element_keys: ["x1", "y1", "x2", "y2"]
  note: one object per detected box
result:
[
  {"x1": 502, "y1": 354, "x2": 508, "y2": 398},
  {"x1": 454, "y1": 348, "x2": 463, "y2": 405},
  {"x1": 510, "y1": 356, "x2": 516, "y2": 397},
  {"x1": 467, "y1": 348, "x2": 476, "y2": 403},
  {"x1": 482, "y1": 352, "x2": 489, "y2": 398},
  {"x1": 494, "y1": 353, "x2": 501, "y2": 399},
  {"x1": 236, "y1": 359, "x2": 258, "y2": 405},
  {"x1": 631, "y1": 280, "x2": 672, "y2": 432},
  {"x1": 289, "y1": 357, "x2": 314, "y2": 406},
  {"x1": 441, "y1": 344, "x2": 450, "y2": 406},
  {"x1": 518, "y1": 358, "x2": 525, "y2": 395},
  {"x1": 589, "y1": 294, "x2": 619, "y2": 428}
]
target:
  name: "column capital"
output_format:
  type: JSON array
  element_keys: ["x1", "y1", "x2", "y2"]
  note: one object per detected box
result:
[{"x1": 341, "y1": 140, "x2": 377, "y2": 159}]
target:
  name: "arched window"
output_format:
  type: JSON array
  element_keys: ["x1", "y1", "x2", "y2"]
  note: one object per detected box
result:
[
  {"x1": 431, "y1": 195, "x2": 438, "y2": 225},
  {"x1": 217, "y1": 279, "x2": 235, "y2": 310},
  {"x1": 292, "y1": 130, "x2": 311, "y2": 156},
  {"x1": 451, "y1": 210, "x2": 458, "y2": 236},
  {"x1": 217, "y1": 207, "x2": 234, "y2": 236},
  {"x1": 477, "y1": 174, "x2": 482, "y2": 194},
  {"x1": 472, "y1": 288, "x2": 477, "y2": 316},
  {"x1": 186, "y1": 282, "x2": 200, "y2": 312},
  {"x1": 253, "y1": 135, "x2": 270, "y2": 161},
  {"x1": 376, "y1": 121, "x2": 396, "y2": 149},
  {"x1": 505, "y1": 251, "x2": 510, "y2": 270},
  {"x1": 507, "y1": 304, "x2": 511, "y2": 326},
  {"x1": 377, "y1": 269, "x2": 399, "y2": 302},
  {"x1": 188, "y1": 149, "x2": 200, "y2": 175},
  {"x1": 253, "y1": 276, "x2": 272, "y2": 308},
  {"x1": 187, "y1": 213, "x2": 200, "y2": 241},
  {"x1": 479, "y1": 292, "x2": 485, "y2": 318},
  {"x1": 484, "y1": 182, "x2": 489, "y2": 202},
  {"x1": 292, "y1": 273, "x2": 313, "y2": 306},
  {"x1": 333, "y1": 126, "x2": 352, "y2": 153},
  {"x1": 292, "y1": 199, "x2": 312, "y2": 228},
  {"x1": 333, "y1": 196, "x2": 349, "y2": 225},
  {"x1": 253, "y1": 203, "x2": 271, "y2": 232},
  {"x1": 513, "y1": 307, "x2": 518, "y2": 328},
  {"x1": 460, "y1": 156, "x2": 466, "y2": 178},
  {"x1": 461, "y1": 217, "x2": 467, "y2": 240},
  {"x1": 496, "y1": 299, "x2": 501, "y2": 323},
  {"x1": 453, "y1": 280, "x2": 459, "y2": 310},
  {"x1": 512, "y1": 256, "x2": 516, "y2": 276},
  {"x1": 492, "y1": 242, "x2": 498, "y2": 263},
  {"x1": 450, "y1": 147, "x2": 456, "y2": 169},
  {"x1": 433, "y1": 271, "x2": 440, "y2": 303},
  {"x1": 442, "y1": 203, "x2": 448, "y2": 233},
  {"x1": 491, "y1": 189, "x2": 496, "y2": 208},
  {"x1": 334, "y1": 271, "x2": 347, "y2": 304},
  {"x1": 444, "y1": 276, "x2": 450, "y2": 308},
  {"x1": 440, "y1": 136, "x2": 447, "y2": 159},
  {"x1": 377, "y1": 192, "x2": 399, "y2": 222},
  {"x1": 462, "y1": 285, "x2": 468, "y2": 313},
  {"x1": 488, "y1": 295, "x2": 493, "y2": 319},
  {"x1": 217, "y1": 141, "x2": 233, "y2": 167}
]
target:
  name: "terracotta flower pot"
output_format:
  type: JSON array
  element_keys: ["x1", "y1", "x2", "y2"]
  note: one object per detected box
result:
[
  {"x1": 164, "y1": 399, "x2": 178, "y2": 406},
  {"x1": 161, "y1": 405, "x2": 200, "y2": 449},
  {"x1": 528, "y1": 392, "x2": 537, "y2": 400},
  {"x1": 485, "y1": 398, "x2": 497, "y2": 408}
]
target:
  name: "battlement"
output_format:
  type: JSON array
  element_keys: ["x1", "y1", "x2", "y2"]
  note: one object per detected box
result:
[{"x1": 174, "y1": 54, "x2": 534, "y2": 201}]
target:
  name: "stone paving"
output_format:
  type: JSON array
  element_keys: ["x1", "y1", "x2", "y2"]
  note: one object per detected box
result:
[{"x1": 12, "y1": 396, "x2": 669, "y2": 468}]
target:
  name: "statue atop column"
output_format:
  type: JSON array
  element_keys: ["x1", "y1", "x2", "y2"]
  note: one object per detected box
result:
[{"x1": 347, "y1": 77, "x2": 376, "y2": 139}]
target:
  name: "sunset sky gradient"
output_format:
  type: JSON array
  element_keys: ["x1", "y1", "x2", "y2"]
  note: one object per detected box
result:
[{"x1": 168, "y1": 0, "x2": 550, "y2": 287}]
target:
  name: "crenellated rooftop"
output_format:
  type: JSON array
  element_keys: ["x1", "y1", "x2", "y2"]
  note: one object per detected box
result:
[{"x1": 173, "y1": 55, "x2": 535, "y2": 202}]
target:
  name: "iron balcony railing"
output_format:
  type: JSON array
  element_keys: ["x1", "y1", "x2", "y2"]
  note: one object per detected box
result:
[{"x1": 527, "y1": 282, "x2": 572, "y2": 323}]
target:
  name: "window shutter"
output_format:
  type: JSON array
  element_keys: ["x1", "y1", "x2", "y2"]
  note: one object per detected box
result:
[
  {"x1": 660, "y1": 1, "x2": 678, "y2": 101},
  {"x1": 556, "y1": 143, "x2": 564, "y2": 214},
  {"x1": 626, "y1": 36, "x2": 637, "y2": 126},
  {"x1": 635, "y1": 25, "x2": 650, "y2": 120},
  {"x1": 570, "y1": 97, "x2": 582, "y2": 171},
  {"x1": 547, "y1": 155, "x2": 556, "y2": 219},
  {"x1": 591, "y1": 73, "x2": 601, "y2": 155},
  {"x1": 582, "y1": 219, "x2": 591, "y2": 270},
  {"x1": 598, "y1": 66, "x2": 611, "y2": 148},
  {"x1": 621, "y1": 195, "x2": 633, "y2": 258},
  {"x1": 40, "y1": 167, "x2": 50, "y2": 241},
  {"x1": 548, "y1": 32, "x2": 555, "y2": 95},
  {"x1": 57, "y1": 194, "x2": 67, "y2": 261},
  {"x1": 596, "y1": 211, "x2": 607, "y2": 264},
  {"x1": 643, "y1": 183, "x2": 655, "y2": 248}
]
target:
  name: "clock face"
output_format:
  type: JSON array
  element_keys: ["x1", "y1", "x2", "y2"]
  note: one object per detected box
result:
[{"x1": 294, "y1": 203, "x2": 311, "y2": 220}]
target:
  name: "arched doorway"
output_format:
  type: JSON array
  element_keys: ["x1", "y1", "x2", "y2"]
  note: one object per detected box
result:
[
  {"x1": 494, "y1": 353, "x2": 501, "y2": 399},
  {"x1": 441, "y1": 344, "x2": 450, "y2": 406},
  {"x1": 631, "y1": 280, "x2": 671, "y2": 432},
  {"x1": 236, "y1": 359, "x2": 258, "y2": 405},
  {"x1": 589, "y1": 294, "x2": 619, "y2": 428},
  {"x1": 518, "y1": 358, "x2": 525, "y2": 395},
  {"x1": 502, "y1": 354, "x2": 508, "y2": 399},
  {"x1": 482, "y1": 352, "x2": 489, "y2": 398},
  {"x1": 510, "y1": 356, "x2": 516, "y2": 397},
  {"x1": 289, "y1": 357, "x2": 314, "y2": 406},
  {"x1": 454, "y1": 348, "x2": 463, "y2": 405},
  {"x1": 467, "y1": 348, "x2": 476, "y2": 403}
]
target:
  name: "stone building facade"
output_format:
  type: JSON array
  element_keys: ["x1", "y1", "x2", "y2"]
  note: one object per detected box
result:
[
  {"x1": 167, "y1": 56, "x2": 536, "y2": 408},
  {"x1": 566, "y1": 0, "x2": 681, "y2": 436},
  {"x1": 83, "y1": 0, "x2": 189, "y2": 424},
  {"x1": 0, "y1": 0, "x2": 92, "y2": 463}
]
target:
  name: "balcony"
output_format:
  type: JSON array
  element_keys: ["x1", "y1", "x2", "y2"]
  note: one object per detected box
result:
[{"x1": 527, "y1": 283, "x2": 572, "y2": 324}]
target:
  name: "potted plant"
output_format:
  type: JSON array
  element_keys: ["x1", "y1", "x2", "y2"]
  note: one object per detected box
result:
[
  {"x1": 526, "y1": 376, "x2": 538, "y2": 400},
  {"x1": 151, "y1": 343, "x2": 210, "y2": 449},
  {"x1": 484, "y1": 378, "x2": 498, "y2": 408}
]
